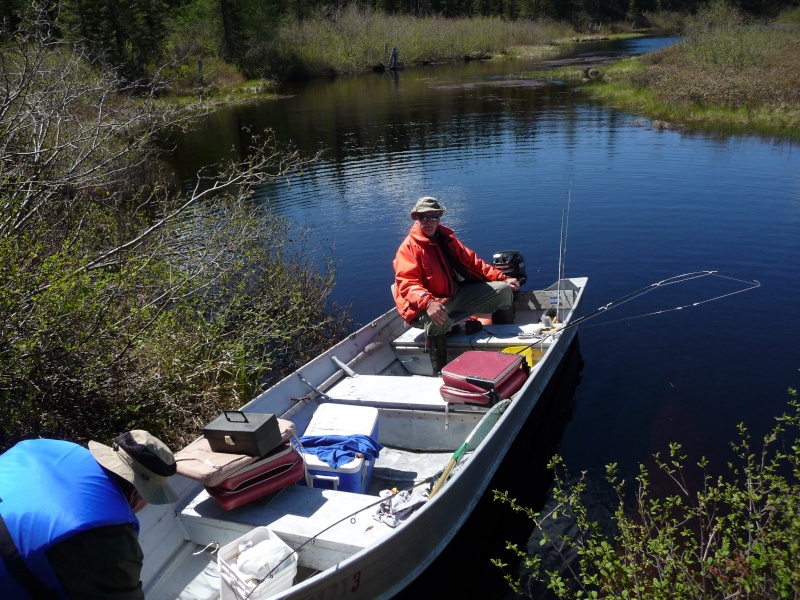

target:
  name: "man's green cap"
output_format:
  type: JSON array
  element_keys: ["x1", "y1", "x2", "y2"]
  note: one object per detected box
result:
[{"x1": 411, "y1": 196, "x2": 445, "y2": 217}]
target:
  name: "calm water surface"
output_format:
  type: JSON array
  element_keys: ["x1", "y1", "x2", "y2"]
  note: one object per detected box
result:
[{"x1": 167, "y1": 37, "x2": 800, "y2": 598}]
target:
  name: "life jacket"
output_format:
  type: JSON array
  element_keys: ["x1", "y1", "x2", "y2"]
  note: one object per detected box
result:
[{"x1": 0, "y1": 439, "x2": 138, "y2": 599}]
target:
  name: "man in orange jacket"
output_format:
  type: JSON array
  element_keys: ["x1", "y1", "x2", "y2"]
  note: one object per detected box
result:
[{"x1": 393, "y1": 196, "x2": 520, "y2": 374}]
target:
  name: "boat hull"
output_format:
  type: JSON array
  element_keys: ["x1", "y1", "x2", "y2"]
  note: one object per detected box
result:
[
  {"x1": 277, "y1": 326, "x2": 579, "y2": 600},
  {"x1": 141, "y1": 277, "x2": 587, "y2": 600}
]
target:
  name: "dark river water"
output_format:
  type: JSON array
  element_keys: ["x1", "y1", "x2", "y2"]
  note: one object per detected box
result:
[{"x1": 166, "y1": 36, "x2": 800, "y2": 598}]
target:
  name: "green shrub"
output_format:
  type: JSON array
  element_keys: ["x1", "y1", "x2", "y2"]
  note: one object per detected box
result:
[
  {"x1": 575, "y1": 9, "x2": 800, "y2": 135},
  {"x1": 0, "y1": 25, "x2": 351, "y2": 452},
  {"x1": 684, "y1": 0, "x2": 771, "y2": 70},
  {"x1": 493, "y1": 390, "x2": 800, "y2": 599}
]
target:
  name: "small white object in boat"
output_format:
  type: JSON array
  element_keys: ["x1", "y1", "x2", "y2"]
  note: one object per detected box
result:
[{"x1": 237, "y1": 538, "x2": 293, "y2": 579}]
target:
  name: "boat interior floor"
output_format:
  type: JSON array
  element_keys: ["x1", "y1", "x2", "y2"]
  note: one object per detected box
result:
[
  {"x1": 154, "y1": 445, "x2": 474, "y2": 599},
  {"x1": 177, "y1": 445, "x2": 453, "y2": 556},
  {"x1": 368, "y1": 446, "x2": 451, "y2": 494}
]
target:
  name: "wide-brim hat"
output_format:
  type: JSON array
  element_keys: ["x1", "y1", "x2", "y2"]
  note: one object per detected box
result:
[
  {"x1": 90, "y1": 430, "x2": 178, "y2": 505},
  {"x1": 411, "y1": 196, "x2": 445, "y2": 218}
]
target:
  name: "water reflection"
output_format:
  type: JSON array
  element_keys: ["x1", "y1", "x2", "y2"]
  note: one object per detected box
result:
[
  {"x1": 170, "y1": 69, "x2": 595, "y2": 191},
  {"x1": 165, "y1": 37, "x2": 675, "y2": 204},
  {"x1": 575, "y1": 35, "x2": 679, "y2": 57}
]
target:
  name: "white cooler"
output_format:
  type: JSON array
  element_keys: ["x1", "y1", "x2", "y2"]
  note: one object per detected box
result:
[{"x1": 299, "y1": 403, "x2": 379, "y2": 493}]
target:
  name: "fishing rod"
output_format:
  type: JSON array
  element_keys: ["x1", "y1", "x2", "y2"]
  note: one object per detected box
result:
[
  {"x1": 558, "y1": 187, "x2": 571, "y2": 283},
  {"x1": 547, "y1": 189, "x2": 757, "y2": 330},
  {"x1": 556, "y1": 187, "x2": 571, "y2": 321},
  {"x1": 490, "y1": 269, "x2": 759, "y2": 338},
  {"x1": 491, "y1": 270, "x2": 760, "y2": 363}
]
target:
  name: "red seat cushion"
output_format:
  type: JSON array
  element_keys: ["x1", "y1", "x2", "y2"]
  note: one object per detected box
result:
[{"x1": 205, "y1": 444, "x2": 304, "y2": 510}]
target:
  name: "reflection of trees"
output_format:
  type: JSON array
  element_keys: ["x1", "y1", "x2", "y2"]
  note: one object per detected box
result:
[{"x1": 166, "y1": 66, "x2": 594, "y2": 198}]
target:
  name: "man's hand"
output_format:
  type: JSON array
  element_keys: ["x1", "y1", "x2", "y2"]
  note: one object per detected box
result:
[
  {"x1": 426, "y1": 300, "x2": 448, "y2": 325},
  {"x1": 506, "y1": 278, "x2": 520, "y2": 291}
]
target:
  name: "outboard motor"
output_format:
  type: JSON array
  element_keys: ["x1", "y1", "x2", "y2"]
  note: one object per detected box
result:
[
  {"x1": 491, "y1": 250, "x2": 527, "y2": 324},
  {"x1": 492, "y1": 250, "x2": 527, "y2": 286}
]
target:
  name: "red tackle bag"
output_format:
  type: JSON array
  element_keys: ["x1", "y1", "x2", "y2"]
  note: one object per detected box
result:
[{"x1": 440, "y1": 351, "x2": 528, "y2": 405}]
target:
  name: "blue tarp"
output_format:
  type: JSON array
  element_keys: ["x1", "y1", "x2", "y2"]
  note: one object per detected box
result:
[{"x1": 296, "y1": 434, "x2": 383, "y2": 468}]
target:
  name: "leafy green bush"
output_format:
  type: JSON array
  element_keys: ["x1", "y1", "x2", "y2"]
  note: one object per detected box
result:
[
  {"x1": 684, "y1": 0, "x2": 770, "y2": 69},
  {"x1": 493, "y1": 389, "x2": 800, "y2": 599},
  {"x1": 0, "y1": 21, "x2": 351, "y2": 452}
]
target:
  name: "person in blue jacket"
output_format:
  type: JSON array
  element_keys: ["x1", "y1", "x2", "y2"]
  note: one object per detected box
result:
[{"x1": 0, "y1": 430, "x2": 178, "y2": 599}]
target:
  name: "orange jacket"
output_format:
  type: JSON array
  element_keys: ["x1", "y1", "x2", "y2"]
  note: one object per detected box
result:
[{"x1": 393, "y1": 223, "x2": 507, "y2": 323}]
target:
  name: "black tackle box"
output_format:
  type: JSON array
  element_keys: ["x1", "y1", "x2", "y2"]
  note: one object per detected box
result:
[{"x1": 203, "y1": 411, "x2": 283, "y2": 457}]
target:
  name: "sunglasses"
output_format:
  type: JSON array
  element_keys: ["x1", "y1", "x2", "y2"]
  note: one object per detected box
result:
[{"x1": 417, "y1": 213, "x2": 441, "y2": 222}]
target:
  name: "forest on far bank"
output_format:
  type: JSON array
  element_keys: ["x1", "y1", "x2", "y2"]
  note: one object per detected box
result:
[{"x1": 2, "y1": 0, "x2": 797, "y2": 86}]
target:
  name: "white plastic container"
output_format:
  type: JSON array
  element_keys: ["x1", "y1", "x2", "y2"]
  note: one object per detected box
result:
[
  {"x1": 218, "y1": 527, "x2": 297, "y2": 600},
  {"x1": 299, "y1": 403, "x2": 379, "y2": 493}
]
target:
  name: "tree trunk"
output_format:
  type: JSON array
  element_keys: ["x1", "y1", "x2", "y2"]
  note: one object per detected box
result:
[{"x1": 219, "y1": 0, "x2": 237, "y2": 63}]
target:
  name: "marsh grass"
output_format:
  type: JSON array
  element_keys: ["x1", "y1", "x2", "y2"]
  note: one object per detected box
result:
[
  {"x1": 776, "y1": 5, "x2": 800, "y2": 24},
  {"x1": 257, "y1": 6, "x2": 571, "y2": 78},
  {"x1": 576, "y1": 2, "x2": 800, "y2": 137}
]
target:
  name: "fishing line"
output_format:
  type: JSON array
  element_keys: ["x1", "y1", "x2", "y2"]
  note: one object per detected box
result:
[
  {"x1": 565, "y1": 270, "x2": 760, "y2": 331},
  {"x1": 496, "y1": 270, "x2": 760, "y2": 360},
  {"x1": 240, "y1": 475, "x2": 436, "y2": 599}
]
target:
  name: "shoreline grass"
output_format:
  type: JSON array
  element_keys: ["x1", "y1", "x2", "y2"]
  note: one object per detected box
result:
[
  {"x1": 170, "y1": 4, "x2": 798, "y2": 139},
  {"x1": 554, "y1": 5, "x2": 800, "y2": 138},
  {"x1": 167, "y1": 7, "x2": 646, "y2": 100},
  {"x1": 586, "y1": 74, "x2": 800, "y2": 138},
  {"x1": 264, "y1": 7, "x2": 575, "y2": 78}
]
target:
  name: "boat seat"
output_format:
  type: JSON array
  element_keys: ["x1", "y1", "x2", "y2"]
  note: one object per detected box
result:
[
  {"x1": 390, "y1": 323, "x2": 554, "y2": 376},
  {"x1": 326, "y1": 374, "x2": 444, "y2": 409},
  {"x1": 323, "y1": 373, "x2": 486, "y2": 412},
  {"x1": 179, "y1": 485, "x2": 392, "y2": 572},
  {"x1": 392, "y1": 323, "x2": 553, "y2": 349}
]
